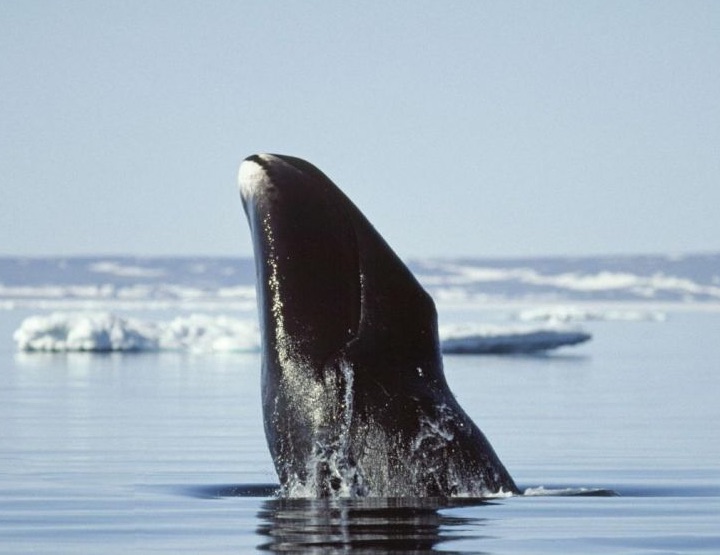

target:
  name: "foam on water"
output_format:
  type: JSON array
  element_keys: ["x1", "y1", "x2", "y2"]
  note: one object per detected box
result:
[{"x1": 283, "y1": 361, "x2": 368, "y2": 499}]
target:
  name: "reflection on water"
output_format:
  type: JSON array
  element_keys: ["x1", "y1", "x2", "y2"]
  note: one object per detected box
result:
[{"x1": 255, "y1": 496, "x2": 490, "y2": 553}]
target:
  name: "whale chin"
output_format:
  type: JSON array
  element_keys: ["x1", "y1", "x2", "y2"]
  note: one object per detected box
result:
[{"x1": 238, "y1": 153, "x2": 518, "y2": 498}]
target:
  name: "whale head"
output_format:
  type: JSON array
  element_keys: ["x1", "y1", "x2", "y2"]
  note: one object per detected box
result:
[
  {"x1": 238, "y1": 153, "x2": 440, "y2": 379},
  {"x1": 237, "y1": 153, "x2": 517, "y2": 497}
]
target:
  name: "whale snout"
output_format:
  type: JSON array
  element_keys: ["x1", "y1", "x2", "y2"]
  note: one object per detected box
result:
[
  {"x1": 238, "y1": 153, "x2": 333, "y2": 214},
  {"x1": 238, "y1": 153, "x2": 280, "y2": 206},
  {"x1": 237, "y1": 152, "x2": 363, "y2": 362}
]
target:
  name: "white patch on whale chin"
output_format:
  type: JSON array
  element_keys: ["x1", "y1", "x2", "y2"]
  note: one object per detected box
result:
[{"x1": 237, "y1": 154, "x2": 274, "y2": 202}]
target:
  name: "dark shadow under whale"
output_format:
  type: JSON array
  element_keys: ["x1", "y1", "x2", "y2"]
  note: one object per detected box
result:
[{"x1": 238, "y1": 153, "x2": 518, "y2": 497}]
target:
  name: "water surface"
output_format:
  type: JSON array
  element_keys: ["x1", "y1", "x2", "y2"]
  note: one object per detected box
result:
[{"x1": 1, "y1": 308, "x2": 718, "y2": 553}]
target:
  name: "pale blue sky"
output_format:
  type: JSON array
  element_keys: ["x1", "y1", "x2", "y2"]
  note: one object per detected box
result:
[{"x1": 2, "y1": 1, "x2": 718, "y2": 258}]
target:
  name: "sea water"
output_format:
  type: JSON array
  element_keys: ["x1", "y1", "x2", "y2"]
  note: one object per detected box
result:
[{"x1": 1, "y1": 307, "x2": 719, "y2": 554}]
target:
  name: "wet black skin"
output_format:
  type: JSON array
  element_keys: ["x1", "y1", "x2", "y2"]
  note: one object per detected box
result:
[{"x1": 240, "y1": 154, "x2": 518, "y2": 497}]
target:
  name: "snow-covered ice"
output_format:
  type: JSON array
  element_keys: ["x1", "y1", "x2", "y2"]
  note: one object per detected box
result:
[
  {"x1": 13, "y1": 312, "x2": 260, "y2": 353},
  {"x1": 518, "y1": 306, "x2": 667, "y2": 323},
  {"x1": 7, "y1": 255, "x2": 719, "y2": 355},
  {"x1": 438, "y1": 324, "x2": 591, "y2": 354},
  {"x1": 13, "y1": 312, "x2": 159, "y2": 352},
  {"x1": 13, "y1": 312, "x2": 590, "y2": 354},
  {"x1": 2, "y1": 254, "x2": 719, "y2": 309}
]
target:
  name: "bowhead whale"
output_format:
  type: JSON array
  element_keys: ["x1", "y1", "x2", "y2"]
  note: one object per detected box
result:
[{"x1": 238, "y1": 153, "x2": 518, "y2": 497}]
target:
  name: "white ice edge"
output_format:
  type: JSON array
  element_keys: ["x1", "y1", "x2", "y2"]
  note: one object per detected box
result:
[
  {"x1": 13, "y1": 312, "x2": 261, "y2": 353},
  {"x1": 417, "y1": 262, "x2": 720, "y2": 299},
  {"x1": 518, "y1": 305, "x2": 667, "y2": 322},
  {"x1": 13, "y1": 312, "x2": 592, "y2": 354}
]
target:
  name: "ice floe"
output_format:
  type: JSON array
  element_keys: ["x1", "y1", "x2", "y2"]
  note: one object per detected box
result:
[
  {"x1": 2, "y1": 255, "x2": 719, "y2": 309},
  {"x1": 439, "y1": 324, "x2": 591, "y2": 354},
  {"x1": 518, "y1": 306, "x2": 667, "y2": 323},
  {"x1": 13, "y1": 313, "x2": 260, "y2": 353},
  {"x1": 14, "y1": 312, "x2": 590, "y2": 354}
]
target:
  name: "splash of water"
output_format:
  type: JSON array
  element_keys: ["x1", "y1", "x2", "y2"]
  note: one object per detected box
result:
[{"x1": 284, "y1": 361, "x2": 367, "y2": 498}]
